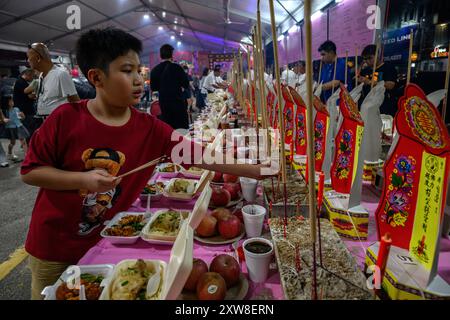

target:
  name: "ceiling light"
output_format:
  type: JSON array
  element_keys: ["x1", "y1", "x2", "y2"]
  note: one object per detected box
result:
[
  {"x1": 174, "y1": 19, "x2": 178, "y2": 24},
  {"x1": 162, "y1": 11, "x2": 166, "y2": 18},
  {"x1": 158, "y1": 26, "x2": 163, "y2": 31},
  {"x1": 143, "y1": 14, "x2": 150, "y2": 19},
  {"x1": 288, "y1": 24, "x2": 299, "y2": 34},
  {"x1": 177, "y1": 41, "x2": 181, "y2": 46},
  {"x1": 277, "y1": 34, "x2": 284, "y2": 41},
  {"x1": 180, "y1": 32, "x2": 183, "y2": 36},
  {"x1": 171, "y1": 35, "x2": 175, "y2": 40}
]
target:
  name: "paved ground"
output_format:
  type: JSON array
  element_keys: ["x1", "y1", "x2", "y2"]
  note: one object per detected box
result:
[{"x1": 0, "y1": 140, "x2": 37, "y2": 300}]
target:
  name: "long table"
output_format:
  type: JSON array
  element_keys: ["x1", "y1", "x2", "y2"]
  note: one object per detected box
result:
[{"x1": 78, "y1": 175, "x2": 450, "y2": 299}]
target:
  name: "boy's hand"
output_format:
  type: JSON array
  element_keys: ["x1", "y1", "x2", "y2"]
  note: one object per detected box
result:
[{"x1": 80, "y1": 169, "x2": 121, "y2": 193}]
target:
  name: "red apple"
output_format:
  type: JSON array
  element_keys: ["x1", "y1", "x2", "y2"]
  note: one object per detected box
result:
[
  {"x1": 210, "y1": 254, "x2": 241, "y2": 288},
  {"x1": 212, "y1": 171, "x2": 223, "y2": 183},
  {"x1": 211, "y1": 208, "x2": 231, "y2": 221},
  {"x1": 184, "y1": 258, "x2": 208, "y2": 291},
  {"x1": 218, "y1": 214, "x2": 242, "y2": 239},
  {"x1": 223, "y1": 174, "x2": 238, "y2": 183},
  {"x1": 233, "y1": 209, "x2": 244, "y2": 224},
  {"x1": 196, "y1": 272, "x2": 227, "y2": 300},
  {"x1": 196, "y1": 215, "x2": 217, "y2": 237},
  {"x1": 210, "y1": 187, "x2": 231, "y2": 207},
  {"x1": 223, "y1": 182, "x2": 240, "y2": 200}
]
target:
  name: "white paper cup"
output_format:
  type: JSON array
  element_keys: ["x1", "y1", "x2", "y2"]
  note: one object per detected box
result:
[
  {"x1": 242, "y1": 204, "x2": 266, "y2": 237},
  {"x1": 243, "y1": 237, "x2": 273, "y2": 283},
  {"x1": 240, "y1": 177, "x2": 258, "y2": 202}
]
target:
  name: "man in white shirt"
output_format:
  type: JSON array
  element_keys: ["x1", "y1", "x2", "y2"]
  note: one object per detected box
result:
[
  {"x1": 294, "y1": 61, "x2": 306, "y2": 88},
  {"x1": 280, "y1": 66, "x2": 297, "y2": 88},
  {"x1": 201, "y1": 65, "x2": 227, "y2": 94},
  {"x1": 27, "y1": 43, "x2": 79, "y2": 117}
]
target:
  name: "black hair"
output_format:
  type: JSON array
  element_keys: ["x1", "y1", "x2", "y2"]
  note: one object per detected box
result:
[
  {"x1": 160, "y1": 44, "x2": 174, "y2": 59},
  {"x1": 202, "y1": 67, "x2": 209, "y2": 76},
  {"x1": 183, "y1": 65, "x2": 188, "y2": 70},
  {"x1": 75, "y1": 28, "x2": 142, "y2": 80},
  {"x1": 361, "y1": 44, "x2": 376, "y2": 58},
  {"x1": 318, "y1": 40, "x2": 336, "y2": 54},
  {"x1": 298, "y1": 61, "x2": 305, "y2": 67}
]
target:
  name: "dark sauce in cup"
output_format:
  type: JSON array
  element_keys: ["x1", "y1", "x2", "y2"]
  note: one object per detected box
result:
[{"x1": 245, "y1": 241, "x2": 272, "y2": 254}]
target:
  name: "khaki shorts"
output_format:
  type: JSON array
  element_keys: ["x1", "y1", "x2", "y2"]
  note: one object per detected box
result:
[{"x1": 28, "y1": 254, "x2": 70, "y2": 300}]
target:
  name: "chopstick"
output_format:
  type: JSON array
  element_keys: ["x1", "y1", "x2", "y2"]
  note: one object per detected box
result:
[{"x1": 115, "y1": 155, "x2": 167, "y2": 180}]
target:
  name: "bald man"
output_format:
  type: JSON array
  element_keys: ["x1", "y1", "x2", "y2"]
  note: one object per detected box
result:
[{"x1": 27, "y1": 43, "x2": 79, "y2": 117}]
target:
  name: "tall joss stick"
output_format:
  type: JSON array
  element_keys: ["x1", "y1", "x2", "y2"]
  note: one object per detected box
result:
[
  {"x1": 355, "y1": 46, "x2": 359, "y2": 88},
  {"x1": 268, "y1": 0, "x2": 288, "y2": 238},
  {"x1": 331, "y1": 56, "x2": 338, "y2": 95},
  {"x1": 239, "y1": 51, "x2": 245, "y2": 112},
  {"x1": 251, "y1": 33, "x2": 259, "y2": 131},
  {"x1": 345, "y1": 50, "x2": 348, "y2": 87},
  {"x1": 247, "y1": 45, "x2": 254, "y2": 125},
  {"x1": 371, "y1": 41, "x2": 380, "y2": 89},
  {"x1": 318, "y1": 60, "x2": 323, "y2": 84},
  {"x1": 442, "y1": 44, "x2": 450, "y2": 121},
  {"x1": 407, "y1": 29, "x2": 414, "y2": 85},
  {"x1": 304, "y1": 0, "x2": 318, "y2": 300}
]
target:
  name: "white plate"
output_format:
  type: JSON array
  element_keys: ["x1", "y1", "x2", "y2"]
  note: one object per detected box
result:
[
  {"x1": 42, "y1": 264, "x2": 114, "y2": 300},
  {"x1": 100, "y1": 212, "x2": 150, "y2": 245},
  {"x1": 194, "y1": 225, "x2": 245, "y2": 245}
]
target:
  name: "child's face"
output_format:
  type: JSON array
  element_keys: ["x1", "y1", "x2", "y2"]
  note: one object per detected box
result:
[{"x1": 99, "y1": 50, "x2": 143, "y2": 107}]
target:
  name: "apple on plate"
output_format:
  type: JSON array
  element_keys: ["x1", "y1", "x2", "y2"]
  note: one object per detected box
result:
[
  {"x1": 218, "y1": 214, "x2": 242, "y2": 239},
  {"x1": 211, "y1": 208, "x2": 231, "y2": 221},
  {"x1": 210, "y1": 254, "x2": 241, "y2": 288},
  {"x1": 196, "y1": 215, "x2": 217, "y2": 237},
  {"x1": 184, "y1": 258, "x2": 208, "y2": 291},
  {"x1": 212, "y1": 171, "x2": 223, "y2": 183},
  {"x1": 210, "y1": 187, "x2": 231, "y2": 207},
  {"x1": 223, "y1": 174, "x2": 238, "y2": 183},
  {"x1": 196, "y1": 272, "x2": 227, "y2": 300},
  {"x1": 223, "y1": 182, "x2": 240, "y2": 201}
]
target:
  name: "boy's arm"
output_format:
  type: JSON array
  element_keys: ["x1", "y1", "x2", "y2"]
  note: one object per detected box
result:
[{"x1": 22, "y1": 166, "x2": 120, "y2": 192}]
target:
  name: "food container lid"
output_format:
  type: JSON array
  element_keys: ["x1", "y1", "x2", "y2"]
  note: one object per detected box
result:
[
  {"x1": 161, "y1": 221, "x2": 193, "y2": 300},
  {"x1": 194, "y1": 170, "x2": 214, "y2": 195},
  {"x1": 187, "y1": 182, "x2": 212, "y2": 230}
]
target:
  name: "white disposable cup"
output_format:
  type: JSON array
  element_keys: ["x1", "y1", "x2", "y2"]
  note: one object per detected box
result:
[
  {"x1": 242, "y1": 204, "x2": 266, "y2": 237},
  {"x1": 240, "y1": 177, "x2": 258, "y2": 202},
  {"x1": 243, "y1": 237, "x2": 273, "y2": 283}
]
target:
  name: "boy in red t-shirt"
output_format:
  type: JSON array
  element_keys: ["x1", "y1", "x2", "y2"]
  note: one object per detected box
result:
[{"x1": 21, "y1": 28, "x2": 270, "y2": 299}]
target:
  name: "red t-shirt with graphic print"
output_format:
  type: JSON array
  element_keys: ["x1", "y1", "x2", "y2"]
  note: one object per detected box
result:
[{"x1": 21, "y1": 100, "x2": 199, "y2": 263}]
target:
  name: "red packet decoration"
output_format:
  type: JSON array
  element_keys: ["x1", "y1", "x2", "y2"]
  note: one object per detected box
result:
[
  {"x1": 267, "y1": 89, "x2": 275, "y2": 127},
  {"x1": 289, "y1": 88, "x2": 307, "y2": 156},
  {"x1": 330, "y1": 84, "x2": 364, "y2": 194},
  {"x1": 282, "y1": 85, "x2": 294, "y2": 145},
  {"x1": 375, "y1": 84, "x2": 450, "y2": 278},
  {"x1": 313, "y1": 97, "x2": 329, "y2": 172}
]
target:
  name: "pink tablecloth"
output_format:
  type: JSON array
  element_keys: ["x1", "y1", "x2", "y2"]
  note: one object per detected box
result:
[
  {"x1": 79, "y1": 175, "x2": 284, "y2": 300},
  {"x1": 78, "y1": 176, "x2": 450, "y2": 299}
]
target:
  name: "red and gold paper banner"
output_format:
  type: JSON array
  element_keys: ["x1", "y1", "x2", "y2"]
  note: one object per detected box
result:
[
  {"x1": 375, "y1": 84, "x2": 450, "y2": 275},
  {"x1": 313, "y1": 97, "x2": 329, "y2": 172},
  {"x1": 282, "y1": 85, "x2": 294, "y2": 145},
  {"x1": 330, "y1": 85, "x2": 364, "y2": 194}
]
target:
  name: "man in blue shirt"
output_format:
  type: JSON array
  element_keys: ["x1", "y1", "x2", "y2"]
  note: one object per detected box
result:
[{"x1": 317, "y1": 40, "x2": 352, "y2": 103}]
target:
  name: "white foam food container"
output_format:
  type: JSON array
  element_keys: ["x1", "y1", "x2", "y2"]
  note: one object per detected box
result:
[
  {"x1": 156, "y1": 163, "x2": 182, "y2": 178},
  {"x1": 100, "y1": 221, "x2": 193, "y2": 300},
  {"x1": 100, "y1": 211, "x2": 151, "y2": 245},
  {"x1": 181, "y1": 166, "x2": 206, "y2": 179},
  {"x1": 42, "y1": 264, "x2": 114, "y2": 300},
  {"x1": 141, "y1": 209, "x2": 189, "y2": 243},
  {"x1": 163, "y1": 170, "x2": 213, "y2": 202}
]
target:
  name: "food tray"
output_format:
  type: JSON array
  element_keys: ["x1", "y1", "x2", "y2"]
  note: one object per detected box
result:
[
  {"x1": 141, "y1": 209, "x2": 189, "y2": 242},
  {"x1": 156, "y1": 163, "x2": 182, "y2": 178},
  {"x1": 42, "y1": 264, "x2": 114, "y2": 300},
  {"x1": 100, "y1": 212, "x2": 150, "y2": 245}
]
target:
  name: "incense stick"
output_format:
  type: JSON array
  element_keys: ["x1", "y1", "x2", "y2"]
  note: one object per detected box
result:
[
  {"x1": 355, "y1": 45, "x2": 359, "y2": 88},
  {"x1": 442, "y1": 43, "x2": 450, "y2": 120},
  {"x1": 407, "y1": 29, "x2": 414, "y2": 85}
]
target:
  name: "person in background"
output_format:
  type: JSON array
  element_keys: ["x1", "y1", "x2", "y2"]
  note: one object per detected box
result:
[
  {"x1": 150, "y1": 44, "x2": 190, "y2": 129},
  {"x1": 358, "y1": 44, "x2": 398, "y2": 117},
  {"x1": 141, "y1": 79, "x2": 150, "y2": 104},
  {"x1": 213, "y1": 66, "x2": 228, "y2": 90},
  {"x1": 202, "y1": 65, "x2": 226, "y2": 94},
  {"x1": 197, "y1": 67, "x2": 209, "y2": 110},
  {"x1": 0, "y1": 109, "x2": 9, "y2": 167},
  {"x1": 13, "y1": 69, "x2": 36, "y2": 143},
  {"x1": 281, "y1": 65, "x2": 297, "y2": 88},
  {"x1": 26, "y1": 43, "x2": 80, "y2": 119},
  {"x1": 182, "y1": 65, "x2": 194, "y2": 113},
  {"x1": 294, "y1": 61, "x2": 306, "y2": 88},
  {"x1": 192, "y1": 72, "x2": 201, "y2": 110},
  {"x1": 3, "y1": 96, "x2": 29, "y2": 161},
  {"x1": 317, "y1": 40, "x2": 352, "y2": 103}
]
